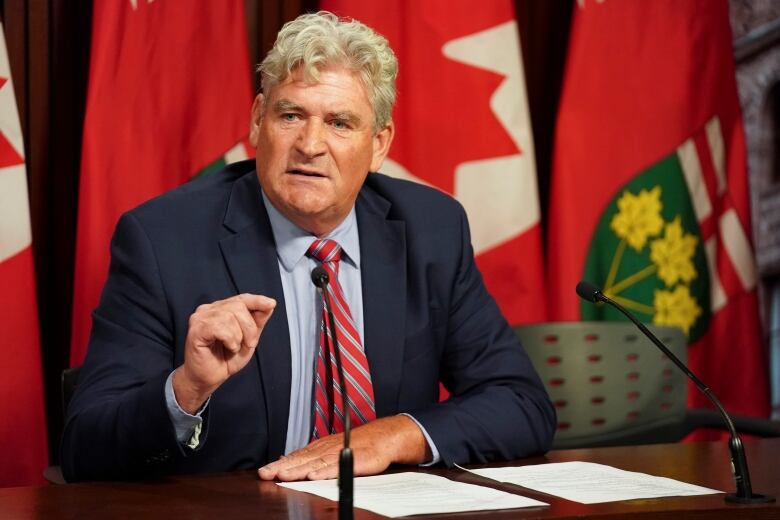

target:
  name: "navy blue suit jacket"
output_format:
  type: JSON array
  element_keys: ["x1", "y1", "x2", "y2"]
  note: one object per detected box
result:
[{"x1": 62, "y1": 161, "x2": 555, "y2": 481}]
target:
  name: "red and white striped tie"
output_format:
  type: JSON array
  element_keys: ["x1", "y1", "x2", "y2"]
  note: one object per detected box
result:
[{"x1": 307, "y1": 238, "x2": 376, "y2": 439}]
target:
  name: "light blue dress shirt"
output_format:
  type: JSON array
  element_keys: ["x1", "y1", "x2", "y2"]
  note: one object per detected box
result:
[{"x1": 165, "y1": 189, "x2": 438, "y2": 462}]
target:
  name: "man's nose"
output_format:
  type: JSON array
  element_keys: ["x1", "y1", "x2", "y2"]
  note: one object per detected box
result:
[{"x1": 295, "y1": 118, "x2": 327, "y2": 158}]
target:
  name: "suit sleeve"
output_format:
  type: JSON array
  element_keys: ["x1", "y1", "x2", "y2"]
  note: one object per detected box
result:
[
  {"x1": 408, "y1": 205, "x2": 556, "y2": 466},
  {"x1": 61, "y1": 212, "x2": 201, "y2": 481}
]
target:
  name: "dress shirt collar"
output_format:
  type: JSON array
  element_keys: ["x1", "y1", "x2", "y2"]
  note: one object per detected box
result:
[{"x1": 261, "y1": 189, "x2": 361, "y2": 272}]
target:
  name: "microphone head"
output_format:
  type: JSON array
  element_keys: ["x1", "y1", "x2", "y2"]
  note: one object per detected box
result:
[
  {"x1": 310, "y1": 266, "x2": 329, "y2": 289},
  {"x1": 576, "y1": 281, "x2": 603, "y2": 303}
]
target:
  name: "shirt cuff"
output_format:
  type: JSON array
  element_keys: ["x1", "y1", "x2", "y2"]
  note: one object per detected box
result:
[
  {"x1": 165, "y1": 371, "x2": 209, "y2": 448},
  {"x1": 400, "y1": 413, "x2": 441, "y2": 466}
]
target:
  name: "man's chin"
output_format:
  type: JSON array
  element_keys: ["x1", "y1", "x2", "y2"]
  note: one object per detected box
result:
[{"x1": 284, "y1": 203, "x2": 344, "y2": 236}]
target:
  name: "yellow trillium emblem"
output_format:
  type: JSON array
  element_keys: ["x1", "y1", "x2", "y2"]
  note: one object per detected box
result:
[
  {"x1": 653, "y1": 286, "x2": 703, "y2": 336},
  {"x1": 650, "y1": 216, "x2": 698, "y2": 287},
  {"x1": 610, "y1": 186, "x2": 663, "y2": 251}
]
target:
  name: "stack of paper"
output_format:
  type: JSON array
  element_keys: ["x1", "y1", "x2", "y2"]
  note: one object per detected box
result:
[{"x1": 280, "y1": 461, "x2": 722, "y2": 516}]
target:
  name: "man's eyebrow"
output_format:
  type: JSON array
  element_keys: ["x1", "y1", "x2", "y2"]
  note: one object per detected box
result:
[
  {"x1": 273, "y1": 100, "x2": 304, "y2": 113},
  {"x1": 331, "y1": 111, "x2": 362, "y2": 125}
]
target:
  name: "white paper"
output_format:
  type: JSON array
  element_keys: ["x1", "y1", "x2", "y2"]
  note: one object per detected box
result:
[
  {"x1": 278, "y1": 472, "x2": 548, "y2": 517},
  {"x1": 464, "y1": 461, "x2": 722, "y2": 504}
]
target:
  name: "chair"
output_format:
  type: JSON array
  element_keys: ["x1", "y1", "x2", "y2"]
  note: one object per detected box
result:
[
  {"x1": 60, "y1": 366, "x2": 81, "y2": 416},
  {"x1": 514, "y1": 322, "x2": 780, "y2": 449},
  {"x1": 43, "y1": 366, "x2": 82, "y2": 484}
]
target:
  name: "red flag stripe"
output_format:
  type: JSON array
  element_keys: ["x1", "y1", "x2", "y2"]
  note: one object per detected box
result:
[{"x1": 70, "y1": 1, "x2": 253, "y2": 365}]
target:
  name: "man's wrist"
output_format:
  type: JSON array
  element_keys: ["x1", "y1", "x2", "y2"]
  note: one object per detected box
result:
[
  {"x1": 390, "y1": 415, "x2": 432, "y2": 465},
  {"x1": 171, "y1": 366, "x2": 212, "y2": 414},
  {"x1": 164, "y1": 372, "x2": 208, "y2": 446},
  {"x1": 398, "y1": 413, "x2": 439, "y2": 465}
]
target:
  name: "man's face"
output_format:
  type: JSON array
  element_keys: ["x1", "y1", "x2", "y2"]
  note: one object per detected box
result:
[{"x1": 250, "y1": 66, "x2": 394, "y2": 236}]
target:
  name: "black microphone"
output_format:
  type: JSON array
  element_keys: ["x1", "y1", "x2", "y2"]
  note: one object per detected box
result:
[
  {"x1": 576, "y1": 281, "x2": 774, "y2": 504},
  {"x1": 311, "y1": 266, "x2": 329, "y2": 290},
  {"x1": 311, "y1": 266, "x2": 354, "y2": 520}
]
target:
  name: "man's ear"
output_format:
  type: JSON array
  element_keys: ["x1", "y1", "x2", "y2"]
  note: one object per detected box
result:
[
  {"x1": 370, "y1": 120, "x2": 395, "y2": 172},
  {"x1": 249, "y1": 94, "x2": 264, "y2": 147}
]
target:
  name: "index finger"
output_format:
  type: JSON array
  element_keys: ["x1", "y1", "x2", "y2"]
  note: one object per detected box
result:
[{"x1": 237, "y1": 293, "x2": 276, "y2": 312}]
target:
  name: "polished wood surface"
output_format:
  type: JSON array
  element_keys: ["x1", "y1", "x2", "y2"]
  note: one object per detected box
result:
[{"x1": 2, "y1": 439, "x2": 779, "y2": 519}]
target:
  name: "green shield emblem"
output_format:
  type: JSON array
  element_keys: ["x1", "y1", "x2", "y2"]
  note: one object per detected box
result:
[{"x1": 581, "y1": 153, "x2": 711, "y2": 342}]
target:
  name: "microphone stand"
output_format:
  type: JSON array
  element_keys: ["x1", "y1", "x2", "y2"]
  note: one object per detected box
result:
[
  {"x1": 576, "y1": 281, "x2": 774, "y2": 504},
  {"x1": 312, "y1": 267, "x2": 354, "y2": 520}
]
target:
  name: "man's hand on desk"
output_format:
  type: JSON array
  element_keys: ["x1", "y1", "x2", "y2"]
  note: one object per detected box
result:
[
  {"x1": 172, "y1": 294, "x2": 276, "y2": 414},
  {"x1": 258, "y1": 415, "x2": 432, "y2": 481}
]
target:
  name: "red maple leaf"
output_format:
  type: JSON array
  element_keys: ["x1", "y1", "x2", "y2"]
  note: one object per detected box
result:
[{"x1": 327, "y1": 1, "x2": 519, "y2": 194}]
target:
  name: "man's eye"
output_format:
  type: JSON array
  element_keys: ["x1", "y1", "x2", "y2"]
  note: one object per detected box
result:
[
  {"x1": 282, "y1": 113, "x2": 299, "y2": 121},
  {"x1": 331, "y1": 120, "x2": 349, "y2": 130}
]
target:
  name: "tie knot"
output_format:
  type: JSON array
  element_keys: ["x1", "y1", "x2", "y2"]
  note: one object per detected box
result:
[{"x1": 307, "y1": 239, "x2": 342, "y2": 264}]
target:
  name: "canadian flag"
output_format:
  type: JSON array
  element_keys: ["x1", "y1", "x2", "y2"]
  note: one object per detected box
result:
[
  {"x1": 321, "y1": 0, "x2": 547, "y2": 324},
  {"x1": 0, "y1": 21, "x2": 49, "y2": 486}
]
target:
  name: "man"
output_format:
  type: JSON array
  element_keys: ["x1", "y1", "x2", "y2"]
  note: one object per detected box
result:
[{"x1": 62, "y1": 11, "x2": 555, "y2": 482}]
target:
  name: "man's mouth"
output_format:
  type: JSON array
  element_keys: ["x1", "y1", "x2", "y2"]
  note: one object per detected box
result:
[{"x1": 287, "y1": 168, "x2": 326, "y2": 178}]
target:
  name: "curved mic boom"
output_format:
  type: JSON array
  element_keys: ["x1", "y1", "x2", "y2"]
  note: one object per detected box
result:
[{"x1": 576, "y1": 281, "x2": 774, "y2": 504}]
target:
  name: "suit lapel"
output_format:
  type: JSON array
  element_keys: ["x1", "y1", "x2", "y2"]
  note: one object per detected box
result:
[
  {"x1": 356, "y1": 187, "x2": 407, "y2": 417},
  {"x1": 219, "y1": 172, "x2": 291, "y2": 462}
]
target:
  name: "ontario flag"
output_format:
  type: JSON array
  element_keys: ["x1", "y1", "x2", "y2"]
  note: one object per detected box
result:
[
  {"x1": 0, "y1": 21, "x2": 49, "y2": 486},
  {"x1": 320, "y1": 0, "x2": 547, "y2": 325},
  {"x1": 548, "y1": 0, "x2": 769, "y2": 421},
  {"x1": 70, "y1": 0, "x2": 254, "y2": 365}
]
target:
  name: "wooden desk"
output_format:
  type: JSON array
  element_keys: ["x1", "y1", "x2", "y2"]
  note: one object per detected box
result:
[{"x1": 2, "y1": 439, "x2": 778, "y2": 519}]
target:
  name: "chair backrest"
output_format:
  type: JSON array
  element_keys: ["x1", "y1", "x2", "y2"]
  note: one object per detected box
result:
[
  {"x1": 514, "y1": 322, "x2": 689, "y2": 449},
  {"x1": 44, "y1": 365, "x2": 82, "y2": 485},
  {"x1": 61, "y1": 365, "x2": 82, "y2": 415}
]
